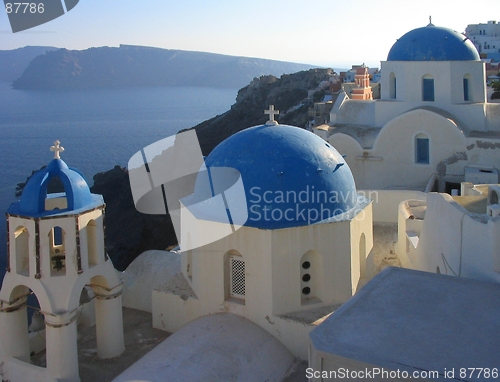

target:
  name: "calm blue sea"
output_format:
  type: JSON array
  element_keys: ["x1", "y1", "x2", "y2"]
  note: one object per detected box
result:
[{"x1": 0, "y1": 81, "x2": 238, "y2": 271}]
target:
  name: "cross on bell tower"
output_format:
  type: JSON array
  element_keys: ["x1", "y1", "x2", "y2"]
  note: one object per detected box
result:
[
  {"x1": 264, "y1": 105, "x2": 279, "y2": 126},
  {"x1": 50, "y1": 140, "x2": 64, "y2": 159}
]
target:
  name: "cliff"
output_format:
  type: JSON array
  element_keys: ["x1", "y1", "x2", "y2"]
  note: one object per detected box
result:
[
  {"x1": 11, "y1": 45, "x2": 315, "y2": 90},
  {"x1": 194, "y1": 68, "x2": 335, "y2": 154}
]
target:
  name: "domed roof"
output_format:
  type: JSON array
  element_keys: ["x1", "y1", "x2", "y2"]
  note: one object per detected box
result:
[
  {"x1": 387, "y1": 24, "x2": 480, "y2": 61},
  {"x1": 14, "y1": 141, "x2": 94, "y2": 216},
  {"x1": 203, "y1": 123, "x2": 358, "y2": 229}
]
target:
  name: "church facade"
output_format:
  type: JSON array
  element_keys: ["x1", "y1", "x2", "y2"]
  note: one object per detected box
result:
[{"x1": 315, "y1": 22, "x2": 500, "y2": 192}]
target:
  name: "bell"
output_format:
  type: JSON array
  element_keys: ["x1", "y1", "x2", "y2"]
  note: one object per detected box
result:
[
  {"x1": 79, "y1": 287, "x2": 91, "y2": 305},
  {"x1": 29, "y1": 311, "x2": 45, "y2": 333}
]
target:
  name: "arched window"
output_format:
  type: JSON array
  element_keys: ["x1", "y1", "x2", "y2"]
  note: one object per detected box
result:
[
  {"x1": 225, "y1": 250, "x2": 245, "y2": 303},
  {"x1": 300, "y1": 250, "x2": 323, "y2": 305},
  {"x1": 415, "y1": 133, "x2": 430, "y2": 164},
  {"x1": 49, "y1": 226, "x2": 66, "y2": 276},
  {"x1": 463, "y1": 74, "x2": 471, "y2": 101},
  {"x1": 422, "y1": 75, "x2": 434, "y2": 101},
  {"x1": 389, "y1": 72, "x2": 396, "y2": 99},
  {"x1": 14, "y1": 226, "x2": 30, "y2": 276}
]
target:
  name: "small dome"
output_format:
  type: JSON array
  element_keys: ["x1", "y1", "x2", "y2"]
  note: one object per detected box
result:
[
  {"x1": 387, "y1": 25, "x2": 480, "y2": 61},
  {"x1": 18, "y1": 158, "x2": 93, "y2": 216},
  {"x1": 203, "y1": 124, "x2": 358, "y2": 229}
]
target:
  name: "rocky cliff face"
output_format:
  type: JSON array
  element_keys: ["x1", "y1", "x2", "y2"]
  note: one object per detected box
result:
[
  {"x1": 11, "y1": 45, "x2": 315, "y2": 90},
  {"x1": 194, "y1": 68, "x2": 335, "y2": 154},
  {"x1": 19, "y1": 68, "x2": 334, "y2": 270}
]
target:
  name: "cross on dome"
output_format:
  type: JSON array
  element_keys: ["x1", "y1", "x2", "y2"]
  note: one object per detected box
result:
[
  {"x1": 428, "y1": 15, "x2": 434, "y2": 27},
  {"x1": 264, "y1": 105, "x2": 279, "y2": 126},
  {"x1": 50, "y1": 140, "x2": 65, "y2": 159}
]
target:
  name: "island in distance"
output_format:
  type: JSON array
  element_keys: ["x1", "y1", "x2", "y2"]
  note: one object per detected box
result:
[{"x1": 8, "y1": 45, "x2": 317, "y2": 90}]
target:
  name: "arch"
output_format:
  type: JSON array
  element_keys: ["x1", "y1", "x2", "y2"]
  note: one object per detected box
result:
[
  {"x1": 9, "y1": 284, "x2": 30, "y2": 303},
  {"x1": 389, "y1": 72, "x2": 397, "y2": 99},
  {"x1": 86, "y1": 219, "x2": 98, "y2": 267},
  {"x1": 359, "y1": 234, "x2": 367, "y2": 279},
  {"x1": 422, "y1": 74, "x2": 435, "y2": 102},
  {"x1": 14, "y1": 225, "x2": 30, "y2": 276},
  {"x1": 49, "y1": 226, "x2": 66, "y2": 276},
  {"x1": 415, "y1": 132, "x2": 430, "y2": 164},
  {"x1": 3, "y1": 283, "x2": 53, "y2": 313},
  {"x1": 463, "y1": 73, "x2": 471, "y2": 101},
  {"x1": 224, "y1": 250, "x2": 245, "y2": 302},
  {"x1": 300, "y1": 250, "x2": 323, "y2": 305}
]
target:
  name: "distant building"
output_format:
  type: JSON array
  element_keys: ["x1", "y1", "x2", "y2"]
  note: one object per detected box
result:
[
  {"x1": 341, "y1": 65, "x2": 380, "y2": 99},
  {"x1": 308, "y1": 100, "x2": 334, "y2": 125},
  {"x1": 465, "y1": 20, "x2": 500, "y2": 61},
  {"x1": 350, "y1": 65, "x2": 373, "y2": 100}
]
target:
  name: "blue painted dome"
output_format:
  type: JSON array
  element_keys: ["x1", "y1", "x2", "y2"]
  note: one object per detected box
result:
[
  {"x1": 204, "y1": 124, "x2": 358, "y2": 229},
  {"x1": 16, "y1": 158, "x2": 94, "y2": 216},
  {"x1": 387, "y1": 24, "x2": 480, "y2": 61}
]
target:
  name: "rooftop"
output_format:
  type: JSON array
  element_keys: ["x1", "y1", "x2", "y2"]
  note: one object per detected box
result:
[{"x1": 310, "y1": 267, "x2": 500, "y2": 380}]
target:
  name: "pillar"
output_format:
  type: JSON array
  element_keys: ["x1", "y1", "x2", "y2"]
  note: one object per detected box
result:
[
  {"x1": 0, "y1": 298, "x2": 30, "y2": 362},
  {"x1": 95, "y1": 288, "x2": 125, "y2": 359},
  {"x1": 45, "y1": 313, "x2": 79, "y2": 382}
]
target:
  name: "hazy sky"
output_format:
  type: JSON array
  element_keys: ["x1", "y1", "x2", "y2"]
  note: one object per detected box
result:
[{"x1": 0, "y1": 0, "x2": 498, "y2": 68}]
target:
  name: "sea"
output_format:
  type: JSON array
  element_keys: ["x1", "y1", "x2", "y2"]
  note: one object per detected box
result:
[{"x1": 0, "y1": 81, "x2": 239, "y2": 273}]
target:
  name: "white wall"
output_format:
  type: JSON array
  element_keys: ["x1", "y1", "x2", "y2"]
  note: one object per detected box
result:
[
  {"x1": 399, "y1": 192, "x2": 500, "y2": 284},
  {"x1": 153, "y1": 201, "x2": 374, "y2": 359}
]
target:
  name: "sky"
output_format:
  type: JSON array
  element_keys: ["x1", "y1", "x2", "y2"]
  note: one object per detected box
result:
[{"x1": 0, "y1": 0, "x2": 498, "y2": 68}]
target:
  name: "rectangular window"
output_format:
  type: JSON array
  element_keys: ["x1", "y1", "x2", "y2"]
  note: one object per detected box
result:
[
  {"x1": 463, "y1": 78, "x2": 469, "y2": 101},
  {"x1": 229, "y1": 256, "x2": 245, "y2": 298},
  {"x1": 422, "y1": 79, "x2": 434, "y2": 101},
  {"x1": 416, "y1": 138, "x2": 430, "y2": 164}
]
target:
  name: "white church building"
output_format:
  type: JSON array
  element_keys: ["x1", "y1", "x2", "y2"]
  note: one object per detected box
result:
[
  {"x1": 149, "y1": 118, "x2": 374, "y2": 361},
  {"x1": 315, "y1": 21, "x2": 500, "y2": 192}
]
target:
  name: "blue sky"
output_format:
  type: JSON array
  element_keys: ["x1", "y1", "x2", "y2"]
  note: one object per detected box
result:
[{"x1": 0, "y1": 0, "x2": 498, "y2": 68}]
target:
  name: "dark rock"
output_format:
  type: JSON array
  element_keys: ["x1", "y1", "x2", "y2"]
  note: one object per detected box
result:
[{"x1": 90, "y1": 166, "x2": 177, "y2": 271}]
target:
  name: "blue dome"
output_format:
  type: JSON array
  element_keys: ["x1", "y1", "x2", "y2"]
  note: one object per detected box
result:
[
  {"x1": 387, "y1": 25, "x2": 480, "y2": 61},
  {"x1": 204, "y1": 124, "x2": 358, "y2": 229},
  {"x1": 16, "y1": 158, "x2": 94, "y2": 216}
]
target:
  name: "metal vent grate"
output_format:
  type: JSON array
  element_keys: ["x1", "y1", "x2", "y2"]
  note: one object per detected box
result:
[{"x1": 230, "y1": 256, "x2": 245, "y2": 298}]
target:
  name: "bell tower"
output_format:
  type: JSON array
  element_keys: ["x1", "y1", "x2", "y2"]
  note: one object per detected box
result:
[{"x1": 0, "y1": 141, "x2": 125, "y2": 382}]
